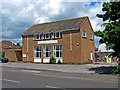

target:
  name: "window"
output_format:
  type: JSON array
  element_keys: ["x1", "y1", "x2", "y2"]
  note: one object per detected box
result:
[
  {"x1": 54, "y1": 45, "x2": 62, "y2": 58},
  {"x1": 44, "y1": 33, "x2": 51, "y2": 39},
  {"x1": 44, "y1": 46, "x2": 51, "y2": 58},
  {"x1": 34, "y1": 34, "x2": 41, "y2": 40},
  {"x1": 89, "y1": 33, "x2": 93, "y2": 39},
  {"x1": 34, "y1": 46, "x2": 41, "y2": 58},
  {"x1": 82, "y1": 31, "x2": 86, "y2": 38},
  {"x1": 54, "y1": 32, "x2": 62, "y2": 38}
]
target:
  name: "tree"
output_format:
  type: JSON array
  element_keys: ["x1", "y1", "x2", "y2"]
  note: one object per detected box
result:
[
  {"x1": 95, "y1": 1, "x2": 120, "y2": 59},
  {"x1": 17, "y1": 43, "x2": 20, "y2": 46},
  {"x1": 16, "y1": 43, "x2": 22, "y2": 48}
]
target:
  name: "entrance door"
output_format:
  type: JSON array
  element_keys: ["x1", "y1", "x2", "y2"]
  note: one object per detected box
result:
[
  {"x1": 43, "y1": 46, "x2": 51, "y2": 63},
  {"x1": 34, "y1": 46, "x2": 41, "y2": 63}
]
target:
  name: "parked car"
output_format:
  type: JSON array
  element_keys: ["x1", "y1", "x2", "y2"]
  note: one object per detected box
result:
[{"x1": 0, "y1": 56, "x2": 9, "y2": 63}]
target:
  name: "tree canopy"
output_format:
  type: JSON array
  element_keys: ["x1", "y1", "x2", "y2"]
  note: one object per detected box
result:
[{"x1": 95, "y1": 1, "x2": 120, "y2": 58}]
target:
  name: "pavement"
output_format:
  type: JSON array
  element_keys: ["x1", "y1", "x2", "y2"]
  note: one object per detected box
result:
[{"x1": 0, "y1": 62, "x2": 118, "y2": 74}]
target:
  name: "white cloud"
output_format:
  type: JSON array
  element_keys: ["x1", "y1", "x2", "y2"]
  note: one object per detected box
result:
[
  {"x1": 25, "y1": 4, "x2": 34, "y2": 12},
  {"x1": 1, "y1": 1, "x2": 105, "y2": 47}
]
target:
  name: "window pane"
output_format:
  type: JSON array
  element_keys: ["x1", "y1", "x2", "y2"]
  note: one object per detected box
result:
[
  {"x1": 36, "y1": 52, "x2": 39, "y2": 57},
  {"x1": 82, "y1": 31, "x2": 86, "y2": 37},
  {"x1": 60, "y1": 32, "x2": 62, "y2": 38},
  {"x1": 56, "y1": 51, "x2": 59, "y2": 57},
  {"x1": 46, "y1": 52, "x2": 49, "y2": 57},
  {"x1": 34, "y1": 35, "x2": 37, "y2": 40},
  {"x1": 36, "y1": 47, "x2": 39, "y2": 51},
  {"x1": 46, "y1": 46, "x2": 50, "y2": 51},
  {"x1": 46, "y1": 34, "x2": 49, "y2": 38},
  {"x1": 56, "y1": 32, "x2": 59, "y2": 37},
  {"x1": 37, "y1": 34, "x2": 39, "y2": 39},
  {"x1": 90, "y1": 33, "x2": 93, "y2": 39},
  {"x1": 40, "y1": 52, "x2": 41, "y2": 57},
  {"x1": 60, "y1": 45, "x2": 62, "y2": 50},
  {"x1": 60, "y1": 51, "x2": 62, "y2": 57},
  {"x1": 56, "y1": 45, "x2": 59, "y2": 50},
  {"x1": 39, "y1": 34, "x2": 41, "y2": 39}
]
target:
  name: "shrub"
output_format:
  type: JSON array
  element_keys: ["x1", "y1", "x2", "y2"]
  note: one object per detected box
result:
[
  {"x1": 49, "y1": 57, "x2": 56, "y2": 64},
  {"x1": 57, "y1": 59, "x2": 62, "y2": 64},
  {"x1": 112, "y1": 63, "x2": 120, "y2": 75}
]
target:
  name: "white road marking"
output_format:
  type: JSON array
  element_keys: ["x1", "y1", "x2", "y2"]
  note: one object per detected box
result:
[
  {"x1": 46, "y1": 85, "x2": 59, "y2": 88},
  {"x1": 3, "y1": 79, "x2": 21, "y2": 83},
  {"x1": 22, "y1": 70, "x2": 42, "y2": 73}
]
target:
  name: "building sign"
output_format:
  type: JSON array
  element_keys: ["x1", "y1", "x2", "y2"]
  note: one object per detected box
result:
[
  {"x1": 23, "y1": 54, "x2": 26, "y2": 58},
  {"x1": 38, "y1": 40, "x2": 58, "y2": 44}
]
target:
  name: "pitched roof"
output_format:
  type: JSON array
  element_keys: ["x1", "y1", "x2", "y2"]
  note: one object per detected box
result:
[
  {"x1": 22, "y1": 16, "x2": 88, "y2": 36},
  {"x1": 0, "y1": 40, "x2": 21, "y2": 51}
]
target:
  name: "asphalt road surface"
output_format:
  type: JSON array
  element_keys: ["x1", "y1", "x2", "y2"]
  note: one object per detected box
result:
[{"x1": 1, "y1": 67, "x2": 119, "y2": 89}]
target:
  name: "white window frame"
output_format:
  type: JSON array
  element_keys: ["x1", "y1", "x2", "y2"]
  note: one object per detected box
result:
[
  {"x1": 34, "y1": 34, "x2": 41, "y2": 40},
  {"x1": 44, "y1": 33, "x2": 51, "y2": 39},
  {"x1": 54, "y1": 45, "x2": 62, "y2": 58},
  {"x1": 82, "y1": 31, "x2": 86, "y2": 38},
  {"x1": 44, "y1": 46, "x2": 51, "y2": 58},
  {"x1": 89, "y1": 33, "x2": 93, "y2": 40},
  {"x1": 34, "y1": 46, "x2": 41, "y2": 58},
  {"x1": 54, "y1": 32, "x2": 62, "y2": 38}
]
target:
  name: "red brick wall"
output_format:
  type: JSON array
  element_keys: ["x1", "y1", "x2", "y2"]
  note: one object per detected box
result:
[{"x1": 80, "y1": 19, "x2": 94, "y2": 64}]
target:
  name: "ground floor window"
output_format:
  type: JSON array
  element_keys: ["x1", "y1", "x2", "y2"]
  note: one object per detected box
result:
[
  {"x1": 44, "y1": 46, "x2": 51, "y2": 58},
  {"x1": 54, "y1": 45, "x2": 62, "y2": 58},
  {"x1": 34, "y1": 46, "x2": 41, "y2": 58}
]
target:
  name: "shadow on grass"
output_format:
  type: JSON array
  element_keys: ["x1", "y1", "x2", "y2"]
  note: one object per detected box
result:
[{"x1": 88, "y1": 66, "x2": 117, "y2": 74}]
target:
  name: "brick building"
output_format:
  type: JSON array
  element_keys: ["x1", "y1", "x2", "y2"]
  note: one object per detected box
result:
[
  {"x1": 22, "y1": 16, "x2": 94, "y2": 64},
  {"x1": 0, "y1": 40, "x2": 22, "y2": 61}
]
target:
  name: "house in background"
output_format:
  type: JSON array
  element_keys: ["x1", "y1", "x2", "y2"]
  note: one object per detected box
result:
[
  {"x1": 22, "y1": 16, "x2": 94, "y2": 64},
  {"x1": 95, "y1": 43, "x2": 117, "y2": 63},
  {"x1": 0, "y1": 40, "x2": 22, "y2": 61}
]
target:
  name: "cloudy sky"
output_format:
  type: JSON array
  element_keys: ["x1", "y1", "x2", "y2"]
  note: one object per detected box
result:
[{"x1": 1, "y1": 0, "x2": 110, "y2": 47}]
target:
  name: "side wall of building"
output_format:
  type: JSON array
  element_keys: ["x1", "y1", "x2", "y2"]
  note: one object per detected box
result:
[
  {"x1": 4, "y1": 49, "x2": 22, "y2": 61},
  {"x1": 80, "y1": 18, "x2": 94, "y2": 64}
]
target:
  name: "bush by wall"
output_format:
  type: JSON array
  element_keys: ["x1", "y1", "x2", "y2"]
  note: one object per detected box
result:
[
  {"x1": 49, "y1": 56, "x2": 56, "y2": 64},
  {"x1": 112, "y1": 63, "x2": 120, "y2": 75},
  {"x1": 57, "y1": 59, "x2": 62, "y2": 64}
]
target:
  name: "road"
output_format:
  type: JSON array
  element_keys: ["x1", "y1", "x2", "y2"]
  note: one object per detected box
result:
[{"x1": 1, "y1": 67, "x2": 119, "y2": 89}]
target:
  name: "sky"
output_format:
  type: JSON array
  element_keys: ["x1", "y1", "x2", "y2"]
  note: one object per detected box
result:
[{"x1": 1, "y1": 0, "x2": 110, "y2": 47}]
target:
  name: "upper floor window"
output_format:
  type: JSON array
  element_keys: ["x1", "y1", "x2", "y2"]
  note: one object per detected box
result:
[
  {"x1": 89, "y1": 33, "x2": 93, "y2": 40},
  {"x1": 54, "y1": 32, "x2": 62, "y2": 38},
  {"x1": 44, "y1": 33, "x2": 51, "y2": 39},
  {"x1": 82, "y1": 31, "x2": 86, "y2": 38},
  {"x1": 34, "y1": 34, "x2": 41, "y2": 40}
]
